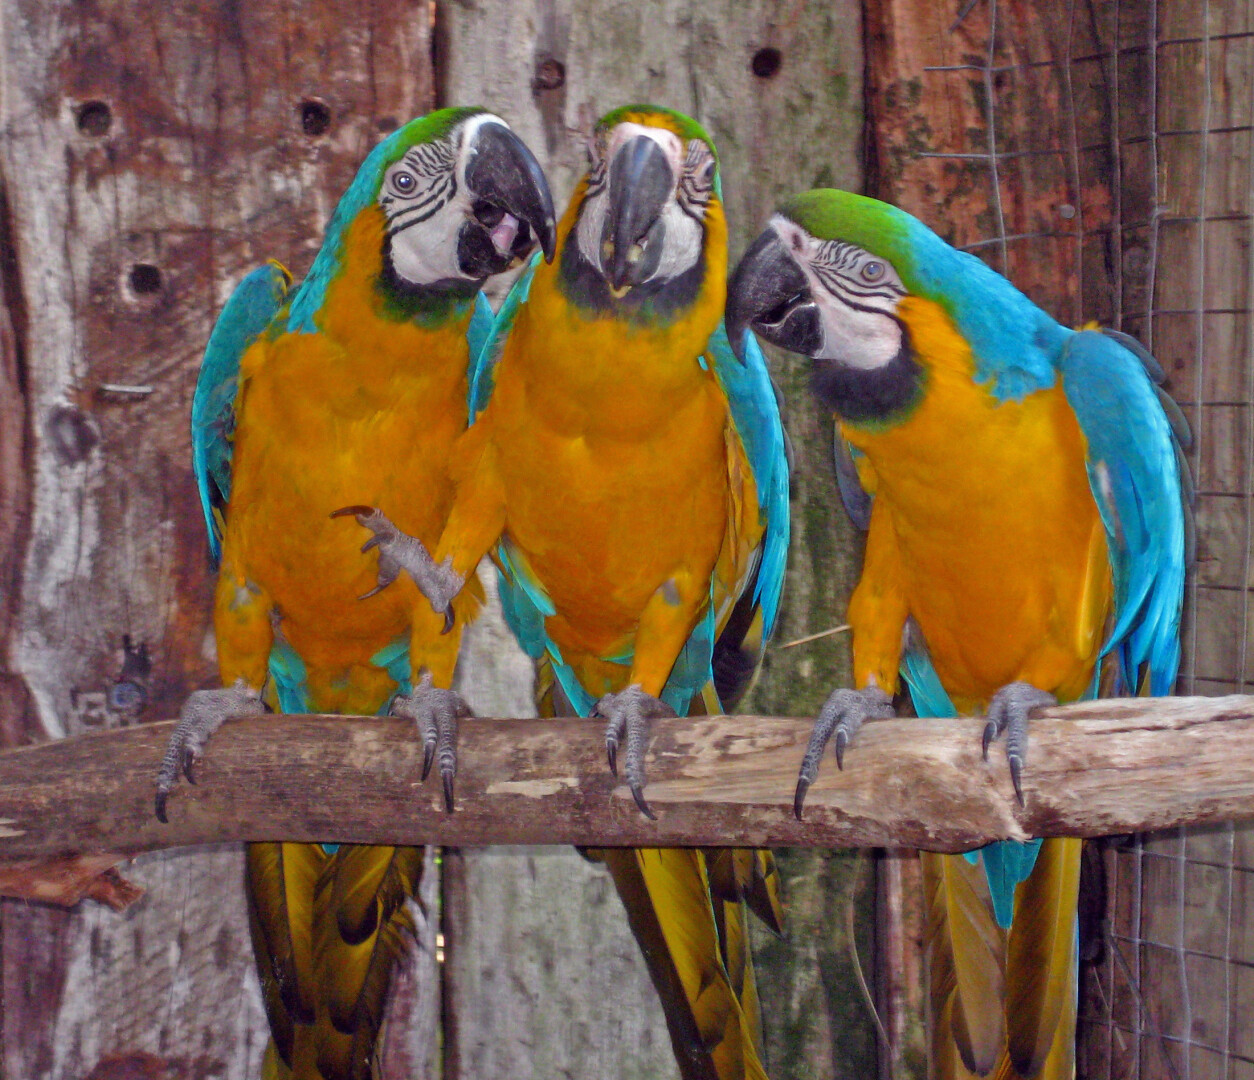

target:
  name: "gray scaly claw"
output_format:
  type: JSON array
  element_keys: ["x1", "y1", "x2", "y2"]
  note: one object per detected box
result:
[
  {"x1": 391, "y1": 671, "x2": 472, "y2": 813},
  {"x1": 155, "y1": 679, "x2": 264, "y2": 823},
  {"x1": 594, "y1": 684, "x2": 676, "y2": 820},
  {"x1": 982, "y1": 681, "x2": 1056, "y2": 807},
  {"x1": 794, "y1": 685, "x2": 894, "y2": 820},
  {"x1": 332, "y1": 506, "x2": 464, "y2": 628}
]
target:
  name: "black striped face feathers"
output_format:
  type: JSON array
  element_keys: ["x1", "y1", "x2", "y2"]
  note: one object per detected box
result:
[
  {"x1": 767, "y1": 214, "x2": 907, "y2": 371},
  {"x1": 573, "y1": 121, "x2": 715, "y2": 297},
  {"x1": 378, "y1": 114, "x2": 555, "y2": 294},
  {"x1": 727, "y1": 214, "x2": 922, "y2": 423}
]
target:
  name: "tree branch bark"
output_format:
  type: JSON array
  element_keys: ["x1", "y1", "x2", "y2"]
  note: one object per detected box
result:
[{"x1": 1, "y1": 695, "x2": 1251, "y2": 862}]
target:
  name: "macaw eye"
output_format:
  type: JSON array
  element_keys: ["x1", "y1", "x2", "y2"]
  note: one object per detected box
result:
[
  {"x1": 861, "y1": 261, "x2": 885, "y2": 282},
  {"x1": 701, "y1": 160, "x2": 715, "y2": 183},
  {"x1": 391, "y1": 171, "x2": 417, "y2": 195}
]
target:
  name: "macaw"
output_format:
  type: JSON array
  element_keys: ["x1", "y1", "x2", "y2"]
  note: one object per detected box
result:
[
  {"x1": 347, "y1": 105, "x2": 791, "y2": 1080},
  {"x1": 156, "y1": 108, "x2": 555, "y2": 1080},
  {"x1": 726, "y1": 189, "x2": 1190, "y2": 1079}
]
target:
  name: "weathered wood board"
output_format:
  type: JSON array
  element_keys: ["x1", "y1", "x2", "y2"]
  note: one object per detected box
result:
[
  {"x1": 0, "y1": 0, "x2": 438, "y2": 1073},
  {"x1": 439, "y1": 1, "x2": 870, "y2": 1076}
]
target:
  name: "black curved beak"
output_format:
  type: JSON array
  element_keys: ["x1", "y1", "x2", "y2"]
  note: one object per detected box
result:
[
  {"x1": 603, "y1": 135, "x2": 673, "y2": 292},
  {"x1": 726, "y1": 227, "x2": 821, "y2": 364},
  {"x1": 464, "y1": 121, "x2": 557, "y2": 266}
]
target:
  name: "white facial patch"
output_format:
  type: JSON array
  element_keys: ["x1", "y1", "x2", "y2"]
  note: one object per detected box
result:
[
  {"x1": 769, "y1": 214, "x2": 906, "y2": 371},
  {"x1": 575, "y1": 121, "x2": 711, "y2": 285},
  {"x1": 379, "y1": 112, "x2": 513, "y2": 286}
]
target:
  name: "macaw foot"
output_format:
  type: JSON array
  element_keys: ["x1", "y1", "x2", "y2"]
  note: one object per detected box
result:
[
  {"x1": 154, "y1": 679, "x2": 264, "y2": 823},
  {"x1": 794, "y1": 686, "x2": 895, "y2": 820},
  {"x1": 391, "y1": 671, "x2": 472, "y2": 813},
  {"x1": 981, "y1": 681, "x2": 1056, "y2": 807},
  {"x1": 594, "y1": 684, "x2": 676, "y2": 821},
  {"x1": 331, "y1": 506, "x2": 465, "y2": 632}
]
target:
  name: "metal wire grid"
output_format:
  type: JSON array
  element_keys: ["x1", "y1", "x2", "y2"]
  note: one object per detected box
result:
[{"x1": 877, "y1": 1, "x2": 1254, "y2": 1076}]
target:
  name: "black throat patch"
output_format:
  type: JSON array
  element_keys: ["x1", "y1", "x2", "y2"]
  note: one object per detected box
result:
[
  {"x1": 376, "y1": 235, "x2": 479, "y2": 324},
  {"x1": 809, "y1": 317, "x2": 924, "y2": 425},
  {"x1": 558, "y1": 219, "x2": 705, "y2": 324}
]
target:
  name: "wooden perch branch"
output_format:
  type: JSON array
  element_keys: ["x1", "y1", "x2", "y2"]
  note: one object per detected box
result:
[{"x1": 1, "y1": 695, "x2": 1252, "y2": 864}]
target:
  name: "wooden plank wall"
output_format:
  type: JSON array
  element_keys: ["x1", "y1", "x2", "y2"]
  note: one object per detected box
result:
[{"x1": 0, "y1": 1, "x2": 876, "y2": 1077}]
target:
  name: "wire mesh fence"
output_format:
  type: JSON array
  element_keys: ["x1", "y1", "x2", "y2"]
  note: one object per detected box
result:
[{"x1": 865, "y1": 1, "x2": 1254, "y2": 1076}]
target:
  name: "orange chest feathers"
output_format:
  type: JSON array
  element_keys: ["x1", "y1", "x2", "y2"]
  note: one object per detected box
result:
[
  {"x1": 220, "y1": 209, "x2": 473, "y2": 663},
  {"x1": 845, "y1": 297, "x2": 1112, "y2": 707}
]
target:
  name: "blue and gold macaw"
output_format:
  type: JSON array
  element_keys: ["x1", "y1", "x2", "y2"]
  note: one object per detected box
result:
[
  {"x1": 349, "y1": 105, "x2": 790, "y2": 1080},
  {"x1": 727, "y1": 189, "x2": 1190, "y2": 1079},
  {"x1": 159, "y1": 108, "x2": 554, "y2": 1080}
]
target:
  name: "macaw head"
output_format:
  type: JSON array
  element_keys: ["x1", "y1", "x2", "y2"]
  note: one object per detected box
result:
[
  {"x1": 560, "y1": 105, "x2": 723, "y2": 321},
  {"x1": 726, "y1": 189, "x2": 928, "y2": 423},
  {"x1": 371, "y1": 108, "x2": 556, "y2": 295},
  {"x1": 287, "y1": 108, "x2": 555, "y2": 334}
]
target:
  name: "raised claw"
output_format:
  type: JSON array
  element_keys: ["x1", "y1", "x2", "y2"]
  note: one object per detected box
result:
[
  {"x1": 982, "y1": 681, "x2": 1056, "y2": 808},
  {"x1": 392, "y1": 671, "x2": 472, "y2": 813},
  {"x1": 794, "y1": 685, "x2": 895, "y2": 820},
  {"x1": 155, "y1": 679, "x2": 264, "y2": 823},
  {"x1": 334, "y1": 505, "x2": 465, "y2": 625},
  {"x1": 593, "y1": 684, "x2": 675, "y2": 820}
]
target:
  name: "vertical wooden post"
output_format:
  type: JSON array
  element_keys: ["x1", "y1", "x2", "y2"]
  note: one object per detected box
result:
[{"x1": 439, "y1": 2, "x2": 871, "y2": 1076}]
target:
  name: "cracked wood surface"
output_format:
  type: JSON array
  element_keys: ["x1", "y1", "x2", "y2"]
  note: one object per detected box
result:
[{"x1": 1, "y1": 696, "x2": 1249, "y2": 858}]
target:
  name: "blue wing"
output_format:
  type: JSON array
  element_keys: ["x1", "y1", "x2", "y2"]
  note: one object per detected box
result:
[
  {"x1": 467, "y1": 253, "x2": 542, "y2": 421},
  {"x1": 1060, "y1": 329, "x2": 1190, "y2": 695},
  {"x1": 191, "y1": 262, "x2": 290, "y2": 565},
  {"x1": 705, "y1": 326, "x2": 791, "y2": 708}
]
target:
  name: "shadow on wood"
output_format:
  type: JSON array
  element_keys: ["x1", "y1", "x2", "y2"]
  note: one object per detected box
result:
[{"x1": 1, "y1": 695, "x2": 1251, "y2": 864}]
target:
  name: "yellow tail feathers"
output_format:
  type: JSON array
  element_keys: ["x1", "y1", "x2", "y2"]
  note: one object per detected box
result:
[
  {"x1": 249, "y1": 841, "x2": 424, "y2": 1080},
  {"x1": 595, "y1": 847, "x2": 772, "y2": 1080},
  {"x1": 924, "y1": 838, "x2": 1081, "y2": 1079}
]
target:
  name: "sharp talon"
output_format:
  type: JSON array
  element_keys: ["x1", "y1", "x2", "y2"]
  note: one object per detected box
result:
[
  {"x1": 794, "y1": 778, "x2": 810, "y2": 821},
  {"x1": 358, "y1": 583, "x2": 390, "y2": 601},
  {"x1": 835, "y1": 729, "x2": 848, "y2": 770},
  {"x1": 1010, "y1": 757, "x2": 1025, "y2": 807},
  {"x1": 422, "y1": 741, "x2": 435, "y2": 782},
  {"x1": 982, "y1": 720, "x2": 996, "y2": 760},
  {"x1": 361, "y1": 535, "x2": 382, "y2": 553},
  {"x1": 607, "y1": 743, "x2": 619, "y2": 777},
  {"x1": 441, "y1": 607, "x2": 455, "y2": 635},
  {"x1": 331, "y1": 505, "x2": 374, "y2": 519},
  {"x1": 442, "y1": 772, "x2": 455, "y2": 813},
  {"x1": 154, "y1": 792, "x2": 169, "y2": 824},
  {"x1": 632, "y1": 785, "x2": 656, "y2": 820}
]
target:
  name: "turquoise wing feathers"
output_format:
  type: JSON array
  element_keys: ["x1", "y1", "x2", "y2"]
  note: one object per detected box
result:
[
  {"x1": 468, "y1": 252, "x2": 541, "y2": 421},
  {"x1": 191, "y1": 262, "x2": 290, "y2": 565},
  {"x1": 1059, "y1": 328, "x2": 1190, "y2": 695},
  {"x1": 710, "y1": 325, "x2": 790, "y2": 648}
]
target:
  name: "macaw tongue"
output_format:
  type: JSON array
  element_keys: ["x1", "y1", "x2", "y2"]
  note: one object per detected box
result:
[{"x1": 490, "y1": 212, "x2": 520, "y2": 256}]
